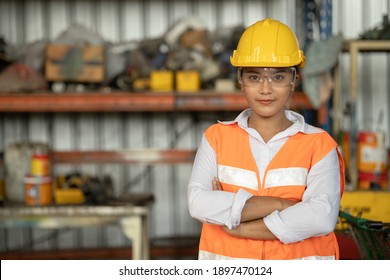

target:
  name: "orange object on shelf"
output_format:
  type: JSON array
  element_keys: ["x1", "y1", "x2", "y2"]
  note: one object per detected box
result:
[
  {"x1": 0, "y1": 91, "x2": 312, "y2": 112},
  {"x1": 25, "y1": 175, "x2": 53, "y2": 206},
  {"x1": 357, "y1": 131, "x2": 387, "y2": 172}
]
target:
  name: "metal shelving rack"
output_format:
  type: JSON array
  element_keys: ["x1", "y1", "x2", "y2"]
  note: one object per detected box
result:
[{"x1": 334, "y1": 40, "x2": 390, "y2": 188}]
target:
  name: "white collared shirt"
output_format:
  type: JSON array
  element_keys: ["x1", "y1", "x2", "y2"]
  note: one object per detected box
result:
[{"x1": 187, "y1": 109, "x2": 341, "y2": 244}]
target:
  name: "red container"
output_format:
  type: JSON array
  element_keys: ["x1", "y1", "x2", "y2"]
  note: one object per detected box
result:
[{"x1": 358, "y1": 171, "x2": 388, "y2": 190}]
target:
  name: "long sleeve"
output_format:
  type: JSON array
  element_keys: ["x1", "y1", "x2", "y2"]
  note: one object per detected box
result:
[
  {"x1": 264, "y1": 148, "x2": 341, "y2": 244},
  {"x1": 187, "y1": 134, "x2": 253, "y2": 229}
]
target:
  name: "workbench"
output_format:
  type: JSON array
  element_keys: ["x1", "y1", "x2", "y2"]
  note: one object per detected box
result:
[{"x1": 0, "y1": 195, "x2": 153, "y2": 260}]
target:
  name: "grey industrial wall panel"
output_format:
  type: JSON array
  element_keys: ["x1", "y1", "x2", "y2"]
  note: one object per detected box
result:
[{"x1": 0, "y1": 0, "x2": 389, "y2": 255}]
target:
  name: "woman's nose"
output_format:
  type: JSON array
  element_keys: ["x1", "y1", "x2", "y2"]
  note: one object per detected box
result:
[{"x1": 258, "y1": 79, "x2": 273, "y2": 94}]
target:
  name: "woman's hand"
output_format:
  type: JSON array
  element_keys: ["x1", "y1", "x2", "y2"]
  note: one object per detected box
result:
[
  {"x1": 212, "y1": 177, "x2": 222, "y2": 191},
  {"x1": 211, "y1": 177, "x2": 299, "y2": 222}
]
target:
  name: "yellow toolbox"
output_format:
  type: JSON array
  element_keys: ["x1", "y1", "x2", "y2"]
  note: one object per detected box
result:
[
  {"x1": 150, "y1": 70, "x2": 174, "y2": 92},
  {"x1": 176, "y1": 70, "x2": 200, "y2": 92},
  {"x1": 55, "y1": 188, "x2": 85, "y2": 205},
  {"x1": 54, "y1": 175, "x2": 85, "y2": 204}
]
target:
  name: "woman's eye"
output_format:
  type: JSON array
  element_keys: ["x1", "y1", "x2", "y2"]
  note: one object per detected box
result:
[
  {"x1": 273, "y1": 74, "x2": 285, "y2": 82},
  {"x1": 249, "y1": 75, "x2": 260, "y2": 81}
]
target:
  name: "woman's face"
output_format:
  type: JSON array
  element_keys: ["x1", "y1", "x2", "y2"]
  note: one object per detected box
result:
[{"x1": 238, "y1": 67, "x2": 296, "y2": 118}]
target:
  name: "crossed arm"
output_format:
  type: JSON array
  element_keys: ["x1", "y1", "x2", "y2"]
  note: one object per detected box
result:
[
  {"x1": 189, "y1": 136, "x2": 341, "y2": 243},
  {"x1": 212, "y1": 178, "x2": 297, "y2": 240}
]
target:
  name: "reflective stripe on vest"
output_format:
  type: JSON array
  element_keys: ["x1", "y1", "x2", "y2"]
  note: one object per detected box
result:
[
  {"x1": 265, "y1": 167, "x2": 308, "y2": 188},
  {"x1": 199, "y1": 123, "x2": 344, "y2": 260},
  {"x1": 218, "y1": 165, "x2": 309, "y2": 190},
  {"x1": 218, "y1": 165, "x2": 258, "y2": 190}
]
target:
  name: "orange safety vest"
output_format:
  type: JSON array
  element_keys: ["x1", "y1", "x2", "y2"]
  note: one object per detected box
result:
[{"x1": 199, "y1": 123, "x2": 345, "y2": 260}]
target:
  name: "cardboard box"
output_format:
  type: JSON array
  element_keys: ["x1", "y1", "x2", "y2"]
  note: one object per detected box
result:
[
  {"x1": 45, "y1": 44, "x2": 105, "y2": 83},
  {"x1": 176, "y1": 71, "x2": 200, "y2": 92}
]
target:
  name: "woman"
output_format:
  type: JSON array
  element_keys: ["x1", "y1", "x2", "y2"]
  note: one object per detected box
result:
[{"x1": 187, "y1": 18, "x2": 345, "y2": 260}]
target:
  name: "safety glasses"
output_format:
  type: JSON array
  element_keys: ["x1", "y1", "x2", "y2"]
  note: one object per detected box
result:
[{"x1": 238, "y1": 67, "x2": 296, "y2": 88}]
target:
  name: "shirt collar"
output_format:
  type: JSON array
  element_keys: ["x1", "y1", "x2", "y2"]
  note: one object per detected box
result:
[{"x1": 218, "y1": 109, "x2": 322, "y2": 135}]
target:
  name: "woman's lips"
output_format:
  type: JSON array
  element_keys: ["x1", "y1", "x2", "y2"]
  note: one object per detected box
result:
[{"x1": 257, "y1": 99, "x2": 274, "y2": 105}]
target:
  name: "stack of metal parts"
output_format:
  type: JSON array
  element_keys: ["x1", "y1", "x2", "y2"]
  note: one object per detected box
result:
[{"x1": 360, "y1": 15, "x2": 390, "y2": 40}]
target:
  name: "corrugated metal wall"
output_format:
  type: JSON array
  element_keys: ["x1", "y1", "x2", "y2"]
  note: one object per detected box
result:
[
  {"x1": 0, "y1": 0, "x2": 295, "y2": 45},
  {"x1": 0, "y1": 0, "x2": 389, "y2": 255},
  {"x1": 0, "y1": 0, "x2": 295, "y2": 254},
  {"x1": 334, "y1": 0, "x2": 390, "y2": 139}
]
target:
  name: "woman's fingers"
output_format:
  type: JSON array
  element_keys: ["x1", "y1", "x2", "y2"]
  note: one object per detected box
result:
[{"x1": 212, "y1": 177, "x2": 222, "y2": 191}]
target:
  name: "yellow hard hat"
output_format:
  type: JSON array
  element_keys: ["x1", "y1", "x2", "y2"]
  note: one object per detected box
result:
[{"x1": 230, "y1": 18, "x2": 306, "y2": 68}]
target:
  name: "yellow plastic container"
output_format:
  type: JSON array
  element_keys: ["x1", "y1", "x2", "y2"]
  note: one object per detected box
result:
[
  {"x1": 133, "y1": 78, "x2": 150, "y2": 91},
  {"x1": 55, "y1": 188, "x2": 85, "y2": 205},
  {"x1": 31, "y1": 153, "x2": 51, "y2": 176},
  {"x1": 176, "y1": 71, "x2": 200, "y2": 92},
  {"x1": 150, "y1": 71, "x2": 174, "y2": 92},
  {"x1": 336, "y1": 190, "x2": 390, "y2": 230}
]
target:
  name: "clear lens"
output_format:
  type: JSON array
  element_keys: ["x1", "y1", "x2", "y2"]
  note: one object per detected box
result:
[{"x1": 238, "y1": 67, "x2": 296, "y2": 88}]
